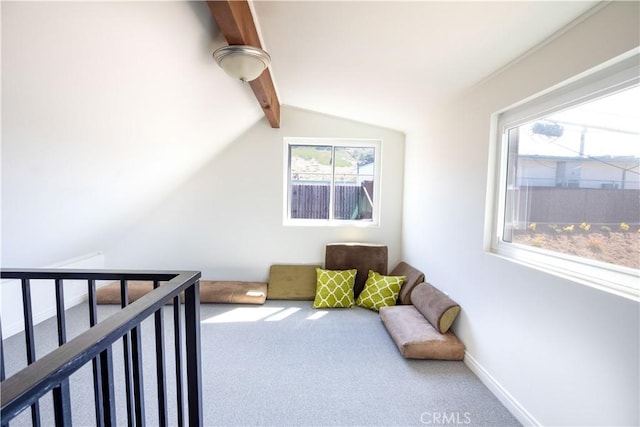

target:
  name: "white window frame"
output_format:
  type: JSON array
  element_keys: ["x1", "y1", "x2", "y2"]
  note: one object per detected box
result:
[
  {"x1": 486, "y1": 49, "x2": 640, "y2": 301},
  {"x1": 283, "y1": 137, "x2": 382, "y2": 227}
]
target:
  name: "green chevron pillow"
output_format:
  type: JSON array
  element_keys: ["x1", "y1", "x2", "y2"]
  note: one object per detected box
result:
[
  {"x1": 356, "y1": 270, "x2": 406, "y2": 311},
  {"x1": 313, "y1": 268, "x2": 357, "y2": 308}
]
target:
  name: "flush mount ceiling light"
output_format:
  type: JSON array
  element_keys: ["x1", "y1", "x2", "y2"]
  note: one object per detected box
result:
[{"x1": 213, "y1": 45, "x2": 271, "y2": 82}]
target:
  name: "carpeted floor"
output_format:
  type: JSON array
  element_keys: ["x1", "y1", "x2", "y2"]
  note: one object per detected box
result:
[{"x1": 3, "y1": 300, "x2": 521, "y2": 426}]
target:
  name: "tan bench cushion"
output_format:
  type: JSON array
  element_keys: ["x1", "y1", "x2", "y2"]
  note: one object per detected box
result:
[
  {"x1": 268, "y1": 264, "x2": 320, "y2": 300},
  {"x1": 96, "y1": 280, "x2": 267, "y2": 305},
  {"x1": 200, "y1": 281, "x2": 267, "y2": 304},
  {"x1": 95, "y1": 281, "x2": 178, "y2": 305}
]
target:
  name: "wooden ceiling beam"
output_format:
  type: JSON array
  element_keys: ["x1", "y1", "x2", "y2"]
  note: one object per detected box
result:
[{"x1": 207, "y1": 0, "x2": 281, "y2": 128}]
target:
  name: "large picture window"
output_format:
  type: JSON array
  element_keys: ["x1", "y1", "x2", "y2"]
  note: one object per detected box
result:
[
  {"x1": 488, "y1": 51, "x2": 639, "y2": 300},
  {"x1": 284, "y1": 138, "x2": 381, "y2": 226}
]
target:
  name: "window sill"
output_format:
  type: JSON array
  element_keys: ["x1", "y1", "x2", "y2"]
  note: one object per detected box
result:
[
  {"x1": 488, "y1": 242, "x2": 639, "y2": 302},
  {"x1": 283, "y1": 219, "x2": 379, "y2": 228}
]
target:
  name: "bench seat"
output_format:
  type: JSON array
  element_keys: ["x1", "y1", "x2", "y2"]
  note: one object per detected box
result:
[{"x1": 379, "y1": 305, "x2": 465, "y2": 360}]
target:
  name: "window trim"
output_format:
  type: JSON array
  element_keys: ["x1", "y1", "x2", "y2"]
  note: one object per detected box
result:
[
  {"x1": 486, "y1": 48, "x2": 640, "y2": 301},
  {"x1": 283, "y1": 137, "x2": 382, "y2": 227}
]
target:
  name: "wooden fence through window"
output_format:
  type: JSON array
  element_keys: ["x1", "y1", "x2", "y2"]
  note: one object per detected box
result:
[{"x1": 291, "y1": 182, "x2": 373, "y2": 220}]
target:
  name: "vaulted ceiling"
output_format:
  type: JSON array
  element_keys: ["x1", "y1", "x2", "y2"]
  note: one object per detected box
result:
[
  {"x1": 1, "y1": 0, "x2": 604, "y2": 267},
  {"x1": 235, "y1": 1, "x2": 600, "y2": 134}
]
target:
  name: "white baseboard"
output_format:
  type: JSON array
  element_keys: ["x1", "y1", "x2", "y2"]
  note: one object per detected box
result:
[
  {"x1": 464, "y1": 351, "x2": 540, "y2": 427},
  {"x1": 2, "y1": 286, "x2": 91, "y2": 339},
  {"x1": 28, "y1": 292, "x2": 88, "y2": 333},
  {"x1": 1, "y1": 252, "x2": 105, "y2": 338}
]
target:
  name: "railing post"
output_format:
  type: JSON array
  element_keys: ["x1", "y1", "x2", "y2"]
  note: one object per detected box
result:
[
  {"x1": 1, "y1": 317, "x2": 5, "y2": 382},
  {"x1": 0, "y1": 318, "x2": 5, "y2": 427},
  {"x1": 99, "y1": 347, "x2": 117, "y2": 426},
  {"x1": 184, "y1": 280, "x2": 203, "y2": 426},
  {"x1": 131, "y1": 325, "x2": 146, "y2": 426},
  {"x1": 21, "y1": 278, "x2": 41, "y2": 427},
  {"x1": 52, "y1": 279, "x2": 72, "y2": 427},
  {"x1": 154, "y1": 281, "x2": 169, "y2": 427},
  {"x1": 173, "y1": 296, "x2": 185, "y2": 427},
  {"x1": 88, "y1": 279, "x2": 107, "y2": 427},
  {"x1": 120, "y1": 280, "x2": 135, "y2": 426}
]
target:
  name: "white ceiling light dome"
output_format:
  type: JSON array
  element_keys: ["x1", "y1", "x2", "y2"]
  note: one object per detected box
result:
[{"x1": 213, "y1": 45, "x2": 271, "y2": 82}]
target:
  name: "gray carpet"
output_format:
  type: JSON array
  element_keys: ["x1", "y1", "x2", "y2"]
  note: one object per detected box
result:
[{"x1": 3, "y1": 300, "x2": 521, "y2": 426}]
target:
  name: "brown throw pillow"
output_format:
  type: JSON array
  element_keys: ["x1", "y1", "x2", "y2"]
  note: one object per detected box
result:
[
  {"x1": 389, "y1": 261, "x2": 425, "y2": 305},
  {"x1": 324, "y1": 243, "x2": 388, "y2": 298}
]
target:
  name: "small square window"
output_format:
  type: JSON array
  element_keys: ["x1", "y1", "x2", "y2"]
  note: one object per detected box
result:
[{"x1": 284, "y1": 138, "x2": 381, "y2": 226}]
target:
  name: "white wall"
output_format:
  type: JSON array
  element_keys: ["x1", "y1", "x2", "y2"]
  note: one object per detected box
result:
[
  {"x1": 2, "y1": 2, "x2": 404, "y2": 323},
  {"x1": 402, "y1": 2, "x2": 639, "y2": 426},
  {"x1": 1, "y1": 1, "x2": 263, "y2": 268},
  {"x1": 106, "y1": 106, "x2": 405, "y2": 281}
]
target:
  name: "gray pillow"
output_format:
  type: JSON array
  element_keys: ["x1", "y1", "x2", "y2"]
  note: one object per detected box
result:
[{"x1": 411, "y1": 283, "x2": 460, "y2": 333}]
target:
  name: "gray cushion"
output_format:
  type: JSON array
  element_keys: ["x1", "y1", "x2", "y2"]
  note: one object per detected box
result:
[
  {"x1": 411, "y1": 282, "x2": 460, "y2": 334},
  {"x1": 379, "y1": 305, "x2": 465, "y2": 360}
]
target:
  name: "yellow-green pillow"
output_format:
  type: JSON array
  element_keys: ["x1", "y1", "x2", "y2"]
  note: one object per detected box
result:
[
  {"x1": 313, "y1": 268, "x2": 357, "y2": 308},
  {"x1": 356, "y1": 270, "x2": 406, "y2": 311}
]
